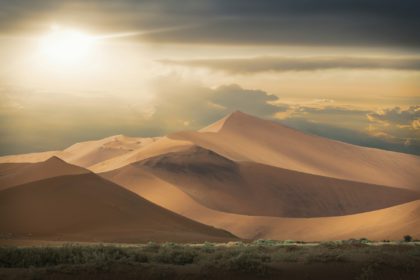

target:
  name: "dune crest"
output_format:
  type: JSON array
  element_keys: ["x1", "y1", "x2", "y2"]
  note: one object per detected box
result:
[
  {"x1": 0, "y1": 156, "x2": 89, "y2": 191},
  {"x1": 102, "y1": 167, "x2": 420, "y2": 240},
  {"x1": 171, "y1": 111, "x2": 420, "y2": 190},
  {"x1": 1, "y1": 111, "x2": 419, "y2": 242}
]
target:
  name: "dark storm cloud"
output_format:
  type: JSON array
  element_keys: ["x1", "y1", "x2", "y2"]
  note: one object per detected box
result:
[
  {"x1": 159, "y1": 57, "x2": 420, "y2": 73},
  {"x1": 1, "y1": 0, "x2": 419, "y2": 48}
]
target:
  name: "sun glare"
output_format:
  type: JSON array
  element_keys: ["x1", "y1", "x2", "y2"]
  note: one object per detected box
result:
[{"x1": 39, "y1": 25, "x2": 94, "y2": 65}]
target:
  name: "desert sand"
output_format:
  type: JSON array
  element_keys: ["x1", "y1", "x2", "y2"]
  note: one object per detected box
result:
[
  {"x1": 1, "y1": 111, "x2": 419, "y2": 242},
  {"x1": 126, "y1": 146, "x2": 419, "y2": 217},
  {"x1": 0, "y1": 135, "x2": 160, "y2": 168},
  {"x1": 0, "y1": 159, "x2": 236, "y2": 243},
  {"x1": 102, "y1": 162, "x2": 420, "y2": 240},
  {"x1": 172, "y1": 111, "x2": 420, "y2": 190},
  {"x1": 0, "y1": 156, "x2": 89, "y2": 191}
]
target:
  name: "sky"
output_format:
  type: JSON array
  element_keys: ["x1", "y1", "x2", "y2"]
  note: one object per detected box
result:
[{"x1": 0, "y1": 0, "x2": 419, "y2": 155}]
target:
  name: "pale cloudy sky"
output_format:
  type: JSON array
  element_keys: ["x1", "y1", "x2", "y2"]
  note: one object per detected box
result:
[{"x1": 0, "y1": 0, "x2": 419, "y2": 155}]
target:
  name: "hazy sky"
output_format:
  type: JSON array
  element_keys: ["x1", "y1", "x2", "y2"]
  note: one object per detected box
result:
[{"x1": 0, "y1": 0, "x2": 419, "y2": 155}]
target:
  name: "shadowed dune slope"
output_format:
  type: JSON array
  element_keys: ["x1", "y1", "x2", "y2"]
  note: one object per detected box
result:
[
  {"x1": 116, "y1": 146, "x2": 419, "y2": 217},
  {"x1": 101, "y1": 167, "x2": 420, "y2": 240},
  {"x1": 0, "y1": 156, "x2": 89, "y2": 191},
  {"x1": 171, "y1": 111, "x2": 420, "y2": 191},
  {"x1": 0, "y1": 173, "x2": 236, "y2": 243}
]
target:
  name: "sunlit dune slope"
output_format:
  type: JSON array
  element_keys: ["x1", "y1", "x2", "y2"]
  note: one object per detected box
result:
[
  {"x1": 58, "y1": 135, "x2": 159, "y2": 167},
  {"x1": 128, "y1": 146, "x2": 420, "y2": 217},
  {"x1": 102, "y1": 167, "x2": 420, "y2": 240},
  {"x1": 89, "y1": 137, "x2": 194, "y2": 172},
  {"x1": 0, "y1": 135, "x2": 159, "y2": 169},
  {"x1": 171, "y1": 111, "x2": 420, "y2": 191},
  {"x1": 0, "y1": 172, "x2": 236, "y2": 243}
]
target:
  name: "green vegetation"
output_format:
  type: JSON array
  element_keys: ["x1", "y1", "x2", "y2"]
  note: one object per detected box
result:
[{"x1": 0, "y1": 240, "x2": 419, "y2": 279}]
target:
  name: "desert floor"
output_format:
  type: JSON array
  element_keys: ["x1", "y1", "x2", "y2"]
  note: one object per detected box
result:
[{"x1": 1, "y1": 240, "x2": 419, "y2": 280}]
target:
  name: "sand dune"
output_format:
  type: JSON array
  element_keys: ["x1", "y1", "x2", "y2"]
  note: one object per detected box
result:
[
  {"x1": 1, "y1": 111, "x2": 419, "y2": 242},
  {"x1": 130, "y1": 146, "x2": 420, "y2": 217},
  {"x1": 171, "y1": 111, "x2": 420, "y2": 191},
  {"x1": 0, "y1": 156, "x2": 88, "y2": 191},
  {"x1": 90, "y1": 137, "x2": 194, "y2": 172},
  {"x1": 102, "y1": 167, "x2": 420, "y2": 240},
  {"x1": 0, "y1": 135, "x2": 159, "y2": 168},
  {"x1": 0, "y1": 151, "x2": 58, "y2": 163},
  {"x1": 0, "y1": 172, "x2": 236, "y2": 243},
  {"x1": 58, "y1": 135, "x2": 159, "y2": 167}
]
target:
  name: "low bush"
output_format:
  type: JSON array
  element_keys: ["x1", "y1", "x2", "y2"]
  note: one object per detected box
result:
[
  {"x1": 153, "y1": 245, "x2": 197, "y2": 265},
  {"x1": 404, "y1": 235, "x2": 413, "y2": 242}
]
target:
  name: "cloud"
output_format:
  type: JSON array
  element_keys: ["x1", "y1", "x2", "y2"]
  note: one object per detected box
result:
[
  {"x1": 0, "y1": 79, "x2": 286, "y2": 155},
  {"x1": 159, "y1": 56, "x2": 420, "y2": 73},
  {"x1": 0, "y1": 0, "x2": 419, "y2": 48},
  {"x1": 275, "y1": 102, "x2": 420, "y2": 154},
  {"x1": 281, "y1": 117, "x2": 420, "y2": 155},
  {"x1": 148, "y1": 77, "x2": 286, "y2": 129},
  {"x1": 367, "y1": 106, "x2": 420, "y2": 128}
]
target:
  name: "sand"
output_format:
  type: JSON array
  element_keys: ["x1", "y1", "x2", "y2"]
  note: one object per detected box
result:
[
  {"x1": 171, "y1": 111, "x2": 420, "y2": 190},
  {"x1": 0, "y1": 156, "x2": 89, "y2": 191},
  {"x1": 0, "y1": 171, "x2": 236, "y2": 243},
  {"x1": 102, "y1": 166, "x2": 420, "y2": 240},
  {"x1": 0, "y1": 135, "x2": 160, "y2": 169},
  {"x1": 1, "y1": 111, "x2": 419, "y2": 242},
  {"x1": 130, "y1": 146, "x2": 419, "y2": 217}
]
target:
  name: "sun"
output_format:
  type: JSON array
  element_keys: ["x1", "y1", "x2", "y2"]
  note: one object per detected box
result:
[{"x1": 39, "y1": 25, "x2": 95, "y2": 65}]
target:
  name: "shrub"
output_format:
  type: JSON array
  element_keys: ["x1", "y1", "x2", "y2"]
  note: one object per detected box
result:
[
  {"x1": 225, "y1": 251, "x2": 270, "y2": 273},
  {"x1": 359, "y1": 238, "x2": 371, "y2": 244},
  {"x1": 143, "y1": 242, "x2": 160, "y2": 253},
  {"x1": 201, "y1": 242, "x2": 216, "y2": 253},
  {"x1": 153, "y1": 246, "x2": 197, "y2": 265},
  {"x1": 404, "y1": 235, "x2": 412, "y2": 242},
  {"x1": 252, "y1": 239, "x2": 278, "y2": 247}
]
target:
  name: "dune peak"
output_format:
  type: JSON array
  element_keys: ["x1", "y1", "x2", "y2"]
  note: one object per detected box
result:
[
  {"x1": 200, "y1": 110, "x2": 258, "y2": 132},
  {"x1": 44, "y1": 156, "x2": 66, "y2": 164}
]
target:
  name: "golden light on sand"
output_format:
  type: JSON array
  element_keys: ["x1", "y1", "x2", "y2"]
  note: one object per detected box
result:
[{"x1": 38, "y1": 25, "x2": 94, "y2": 65}]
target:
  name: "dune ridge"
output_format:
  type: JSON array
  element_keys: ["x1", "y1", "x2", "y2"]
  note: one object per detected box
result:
[
  {"x1": 131, "y1": 146, "x2": 420, "y2": 217},
  {"x1": 102, "y1": 166, "x2": 420, "y2": 240},
  {"x1": 0, "y1": 171, "x2": 236, "y2": 243},
  {"x1": 1, "y1": 111, "x2": 419, "y2": 242},
  {"x1": 0, "y1": 156, "x2": 89, "y2": 191},
  {"x1": 170, "y1": 111, "x2": 420, "y2": 190}
]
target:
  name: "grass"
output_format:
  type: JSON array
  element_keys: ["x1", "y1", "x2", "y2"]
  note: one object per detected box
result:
[{"x1": 0, "y1": 240, "x2": 419, "y2": 279}]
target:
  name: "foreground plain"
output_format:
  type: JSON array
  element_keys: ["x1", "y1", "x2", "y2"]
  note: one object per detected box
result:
[{"x1": 1, "y1": 241, "x2": 419, "y2": 280}]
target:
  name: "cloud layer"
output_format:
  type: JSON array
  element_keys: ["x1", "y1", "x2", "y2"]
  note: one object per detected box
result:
[
  {"x1": 1, "y1": 0, "x2": 419, "y2": 48},
  {"x1": 0, "y1": 80, "x2": 285, "y2": 155},
  {"x1": 367, "y1": 106, "x2": 420, "y2": 128},
  {"x1": 160, "y1": 56, "x2": 420, "y2": 73},
  {"x1": 1, "y1": 79, "x2": 418, "y2": 156}
]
